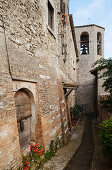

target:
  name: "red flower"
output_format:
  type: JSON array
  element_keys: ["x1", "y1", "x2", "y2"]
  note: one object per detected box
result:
[
  {"x1": 35, "y1": 144, "x2": 40, "y2": 147},
  {"x1": 31, "y1": 147, "x2": 35, "y2": 150},
  {"x1": 33, "y1": 148, "x2": 38, "y2": 152},
  {"x1": 71, "y1": 122, "x2": 74, "y2": 126},
  {"x1": 41, "y1": 148, "x2": 43, "y2": 152},
  {"x1": 35, "y1": 144, "x2": 40, "y2": 148},
  {"x1": 38, "y1": 149, "x2": 43, "y2": 156},
  {"x1": 23, "y1": 162, "x2": 30, "y2": 169},
  {"x1": 30, "y1": 144, "x2": 46, "y2": 155},
  {"x1": 26, "y1": 162, "x2": 30, "y2": 167}
]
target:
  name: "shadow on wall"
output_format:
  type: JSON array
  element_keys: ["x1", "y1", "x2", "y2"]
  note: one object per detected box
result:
[{"x1": 76, "y1": 81, "x2": 95, "y2": 114}]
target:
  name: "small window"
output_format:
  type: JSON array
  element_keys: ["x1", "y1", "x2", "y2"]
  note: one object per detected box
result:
[
  {"x1": 48, "y1": 1, "x2": 54, "y2": 30},
  {"x1": 97, "y1": 32, "x2": 102, "y2": 55},
  {"x1": 60, "y1": 0, "x2": 65, "y2": 14},
  {"x1": 62, "y1": 44, "x2": 67, "y2": 55},
  {"x1": 80, "y1": 32, "x2": 89, "y2": 55}
]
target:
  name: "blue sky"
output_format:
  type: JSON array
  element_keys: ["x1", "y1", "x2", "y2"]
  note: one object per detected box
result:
[{"x1": 69, "y1": 0, "x2": 112, "y2": 59}]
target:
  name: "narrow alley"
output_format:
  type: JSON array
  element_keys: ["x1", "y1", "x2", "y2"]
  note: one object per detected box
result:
[
  {"x1": 66, "y1": 116, "x2": 94, "y2": 170},
  {"x1": 65, "y1": 116, "x2": 111, "y2": 170}
]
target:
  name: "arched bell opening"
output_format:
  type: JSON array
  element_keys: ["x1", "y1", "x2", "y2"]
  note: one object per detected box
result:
[
  {"x1": 80, "y1": 32, "x2": 89, "y2": 55},
  {"x1": 14, "y1": 88, "x2": 35, "y2": 154},
  {"x1": 97, "y1": 32, "x2": 102, "y2": 55}
]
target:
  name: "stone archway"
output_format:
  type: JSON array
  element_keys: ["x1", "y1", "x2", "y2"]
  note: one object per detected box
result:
[{"x1": 14, "y1": 88, "x2": 34, "y2": 154}]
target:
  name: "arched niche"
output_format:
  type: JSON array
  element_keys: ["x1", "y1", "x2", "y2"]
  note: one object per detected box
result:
[{"x1": 80, "y1": 32, "x2": 89, "y2": 55}]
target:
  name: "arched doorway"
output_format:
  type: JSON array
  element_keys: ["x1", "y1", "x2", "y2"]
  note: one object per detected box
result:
[{"x1": 15, "y1": 89, "x2": 32, "y2": 154}]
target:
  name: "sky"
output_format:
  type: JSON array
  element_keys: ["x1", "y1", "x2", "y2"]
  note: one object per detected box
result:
[{"x1": 69, "y1": 0, "x2": 112, "y2": 59}]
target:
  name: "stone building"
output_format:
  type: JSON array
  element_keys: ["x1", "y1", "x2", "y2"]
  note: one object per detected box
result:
[
  {"x1": 75, "y1": 24, "x2": 105, "y2": 114},
  {"x1": 0, "y1": 0, "x2": 78, "y2": 169}
]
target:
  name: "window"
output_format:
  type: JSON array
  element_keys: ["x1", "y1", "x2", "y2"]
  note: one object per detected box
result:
[
  {"x1": 80, "y1": 32, "x2": 89, "y2": 55},
  {"x1": 97, "y1": 32, "x2": 102, "y2": 55},
  {"x1": 61, "y1": 34, "x2": 67, "y2": 62},
  {"x1": 48, "y1": 1, "x2": 54, "y2": 30},
  {"x1": 60, "y1": 0, "x2": 65, "y2": 14}
]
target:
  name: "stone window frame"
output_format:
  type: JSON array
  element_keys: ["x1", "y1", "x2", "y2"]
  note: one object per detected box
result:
[
  {"x1": 80, "y1": 32, "x2": 89, "y2": 55},
  {"x1": 97, "y1": 32, "x2": 102, "y2": 55}
]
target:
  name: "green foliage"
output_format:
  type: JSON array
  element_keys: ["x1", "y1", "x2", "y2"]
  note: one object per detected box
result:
[
  {"x1": 49, "y1": 140, "x2": 55, "y2": 156},
  {"x1": 44, "y1": 150, "x2": 53, "y2": 162},
  {"x1": 54, "y1": 136, "x2": 60, "y2": 152},
  {"x1": 93, "y1": 58, "x2": 112, "y2": 108},
  {"x1": 70, "y1": 104, "x2": 82, "y2": 119},
  {"x1": 22, "y1": 154, "x2": 30, "y2": 164},
  {"x1": 99, "y1": 117, "x2": 112, "y2": 156},
  {"x1": 44, "y1": 140, "x2": 56, "y2": 162},
  {"x1": 22, "y1": 154, "x2": 31, "y2": 169}
]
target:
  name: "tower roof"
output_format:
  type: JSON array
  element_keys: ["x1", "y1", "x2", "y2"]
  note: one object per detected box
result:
[{"x1": 74, "y1": 24, "x2": 105, "y2": 30}]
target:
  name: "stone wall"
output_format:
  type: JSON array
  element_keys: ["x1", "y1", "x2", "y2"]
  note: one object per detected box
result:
[
  {"x1": 97, "y1": 70, "x2": 110, "y2": 122},
  {"x1": 0, "y1": 0, "x2": 77, "y2": 169},
  {"x1": 98, "y1": 69, "x2": 107, "y2": 96},
  {"x1": 0, "y1": 18, "x2": 22, "y2": 169},
  {"x1": 98, "y1": 95, "x2": 112, "y2": 122}
]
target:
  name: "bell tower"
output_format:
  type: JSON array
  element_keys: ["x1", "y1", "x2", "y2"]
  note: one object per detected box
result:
[{"x1": 75, "y1": 24, "x2": 105, "y2": 114}]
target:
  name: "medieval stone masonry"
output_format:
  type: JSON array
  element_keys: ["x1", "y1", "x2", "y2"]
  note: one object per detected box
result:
[
  {"x1": 0, "y1": 0, "x2": 78, "y2": 169},
  {"x1": 75, "y1": 25, "x2": 105, "y2": 114}
]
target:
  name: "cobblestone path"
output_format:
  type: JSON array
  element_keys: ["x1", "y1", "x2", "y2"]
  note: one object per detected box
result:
[{"x1": 66, "y1": 117, "x2": 94, "y2": 170}]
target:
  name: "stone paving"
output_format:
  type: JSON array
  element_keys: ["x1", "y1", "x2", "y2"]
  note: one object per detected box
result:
[
  {"x1": 65, "y1": 116, "x2": 112, "y2": 170},
  {"x1": 40, "y1": 118, "x2": 85, "y2": 170},
  {"x1": 65, "y1": 117, "x2": 94, "y2": 170}
]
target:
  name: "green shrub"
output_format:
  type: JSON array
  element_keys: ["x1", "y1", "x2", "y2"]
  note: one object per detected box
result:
[
  {"x1": 44, "y1": 140, "x2": 55, "y2": 162},
  {"x1": 99, "y1": 117, "x2": 112, "y2": 156},
  {"x1": 70, "y1": 104, "x2": 82, "y2": 119},
  {"x1": 54, "y1": 136, "x2": 60, "y2": 152}
]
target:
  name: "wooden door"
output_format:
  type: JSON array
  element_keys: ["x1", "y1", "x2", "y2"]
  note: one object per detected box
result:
[{"x1": 15, "y1": 90, "x2": 32, "y2": 154}]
